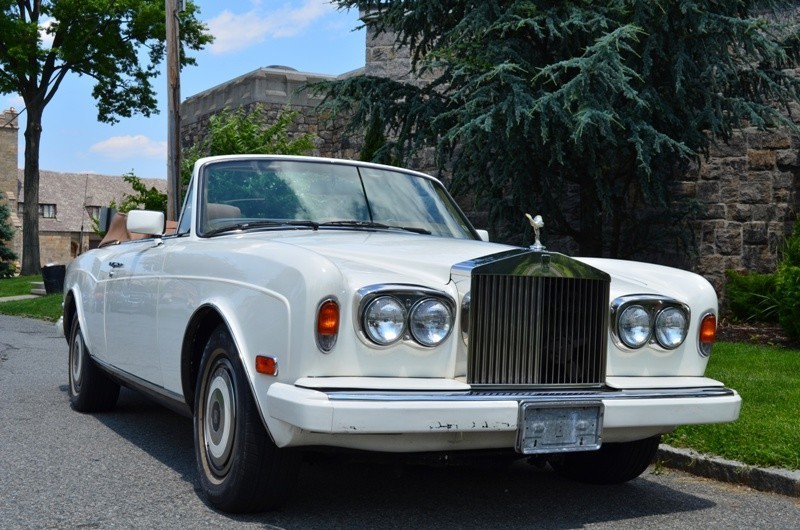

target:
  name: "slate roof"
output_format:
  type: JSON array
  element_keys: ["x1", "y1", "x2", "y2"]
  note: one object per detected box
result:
[{"x1": 17, "y1": 169, "x2": 167, "y2": 233}]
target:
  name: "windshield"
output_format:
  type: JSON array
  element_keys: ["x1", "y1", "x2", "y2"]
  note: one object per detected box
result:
[{"x1": 198, "y1": 159, "x2": 477, "y2": 239}]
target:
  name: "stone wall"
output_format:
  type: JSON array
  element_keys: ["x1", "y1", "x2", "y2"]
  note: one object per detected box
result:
[
  {"x1": 684, "y1": 128, "x2": 800, "y2": 295},
  {"x1": 39, "y1": 232, "x2": 76, "y2": 266},
  {"x1": 181, "y1": 67, "x2": 363, "y2": 161},
  {"x1": 364, "y1": 17, "x2": 413, "y2": 82},
  {"x1": 0, "y1": 109, "x2": 18, "y2": 198},
  {"x1": 0, "y1": 109, "x2": 22, "y2": 268}
]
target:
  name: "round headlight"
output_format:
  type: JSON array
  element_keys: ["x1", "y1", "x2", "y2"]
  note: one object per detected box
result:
[
  {"x1": 363, "y1": 296, "x2": 407, "y2": 345},
  {"x1": 655, "y1": 307, "x2": 688, "y2": 349},
  {"x1": 410, "y1": 298, "x2": 453, "y2": 347},
  {"x1": 618, "y1": 305, "x2": 651, "y2": 349}
]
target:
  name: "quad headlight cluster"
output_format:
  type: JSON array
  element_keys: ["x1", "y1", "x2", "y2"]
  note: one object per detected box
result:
[
  {"x1": 612, "y1": 295, "x2": 690, "y2": 350},
  {"x1": 358, "y1": 286, "x2": 455, "y2": 347}
]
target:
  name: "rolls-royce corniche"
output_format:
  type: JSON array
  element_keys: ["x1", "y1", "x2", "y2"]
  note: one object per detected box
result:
[{"x1": 60, "y1": 155, "x2": 741, "y2": 512}]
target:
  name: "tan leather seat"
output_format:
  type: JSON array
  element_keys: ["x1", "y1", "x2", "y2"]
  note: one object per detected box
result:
[
  {"x1": 207, "y1": 203, "x2": 242, "y2": 220},
  {"x1": 98, "y1": 212, "x2": 150, "y2": 247}
]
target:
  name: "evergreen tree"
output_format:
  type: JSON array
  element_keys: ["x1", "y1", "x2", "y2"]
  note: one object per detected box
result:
[
  {"x1": 323, "y1": 1, "x2": 800, "y2": 258},
  {"x1": 0, "y1": 202, "x2": 18, "y2": 277}
]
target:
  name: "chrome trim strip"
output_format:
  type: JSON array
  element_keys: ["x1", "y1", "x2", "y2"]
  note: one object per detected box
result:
[
  {"x1": 316, "y1": 386, "x2": 736, "y2": 402},
  {"x1": 610, "y1": 294, "x2": 691, "y2": 352},
  {"x1": 92, "y1": 356, "x2": 191, "y2": 416},
  {"x1": 353, "y1": 284, "x2": 456, "y2": 350},
  {"x1": 453, "y1": 249, "x2": 611, "y2": 280},
  {"x1": 698, "y1": 311, "x2": 716, "y2": 358},
  {"x1": 452, "y1": 248, "x2": 531, "y2": 274}
]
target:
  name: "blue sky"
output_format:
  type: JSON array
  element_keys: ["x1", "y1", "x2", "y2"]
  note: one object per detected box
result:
[{"x1": 1, "y1": 0, "x2": 366, "y2": 179}]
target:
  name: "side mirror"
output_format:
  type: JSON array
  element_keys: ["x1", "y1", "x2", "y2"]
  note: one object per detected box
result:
[
  {"x1": 127, "y1": 210, "x2": 165, "y2": 236},
  {"x1": 476, "y1": 229, "x2": 490, "y2": 242}
]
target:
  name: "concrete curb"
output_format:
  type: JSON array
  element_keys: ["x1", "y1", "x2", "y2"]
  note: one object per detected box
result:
[{"x1": 658, "y1": 445, "x2": 800, "y2": 497}]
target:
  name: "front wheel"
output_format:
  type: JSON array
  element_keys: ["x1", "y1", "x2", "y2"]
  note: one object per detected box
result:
[
  {"x1": 549, "y1": 435, "x2": 661, "y2": 484},
  {"x1": 194, "y1": 325, "x2": 299, "y2": 513},
  {"x1": 68, "y1": 317, "x2": 120, "y2": 412}
]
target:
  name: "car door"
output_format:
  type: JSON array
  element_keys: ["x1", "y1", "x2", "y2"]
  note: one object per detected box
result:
[
  {"x1": 77, "y1": 248, "x2": 120, "y2": 361},
  {"x1": 104, "y1": 238, "x2": 166, "y2": 386}
]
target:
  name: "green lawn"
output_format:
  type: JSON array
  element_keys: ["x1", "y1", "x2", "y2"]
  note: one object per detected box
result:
[
  {"x1": 1, "y1": 274, "x2": 798, "y2": 470},
  {"x1": 0, "y1": 293, "x2": 63, "y2": 321},
  {"x1": 0, "y1": 274, "x2": 42, "y2": 297},
  {"x1": 0, "y1": 275, "x2": 62, "y2": 321},
  {"x1": 663, "y1": 342, "x2": 800, "y2": 470}
]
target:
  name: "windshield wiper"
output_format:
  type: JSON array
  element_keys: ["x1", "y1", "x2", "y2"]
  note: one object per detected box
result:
[
  {"x1": 203, "y1": 220, "x2": 320, "y2": 237},
  {"x1": 319, "y1": 220, "x2": 431, "y2": 235}
]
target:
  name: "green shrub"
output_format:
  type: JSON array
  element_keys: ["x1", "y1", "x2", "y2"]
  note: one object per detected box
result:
[
  {"x1": 775, "y1": 218, "x2": 800, "y2": 340},
  {"x1": 724, "y1": 270, "x2": 778, "y2": 323},
  {"x1": 776, "y1": 264, "x2": 800, "y2": 340}
]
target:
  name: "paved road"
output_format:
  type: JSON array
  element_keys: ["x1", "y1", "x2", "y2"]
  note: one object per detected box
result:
[{"x1": 1, "y1": 315, "x2": 799, "y2": 529}]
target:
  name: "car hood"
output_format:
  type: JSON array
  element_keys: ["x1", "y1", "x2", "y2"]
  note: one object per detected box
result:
[
  {"x1": 265, "y1": 231, "x2": 513, "y2": 286},
  {"x1": 233, "y1": 231, "x2": 709, "y2": 306}
]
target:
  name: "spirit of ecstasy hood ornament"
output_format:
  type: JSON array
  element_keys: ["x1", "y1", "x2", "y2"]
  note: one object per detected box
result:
[{"x1": 525, "y1": 213, "x2": 546, "y2": 252}]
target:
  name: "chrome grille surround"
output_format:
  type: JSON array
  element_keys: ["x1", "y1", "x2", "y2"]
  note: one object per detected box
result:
[{"x1": 456, "y1": 250, "x2": 610, "y2": 388}]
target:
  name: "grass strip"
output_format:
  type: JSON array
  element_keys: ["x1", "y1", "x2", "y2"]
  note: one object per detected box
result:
[
  {"x1": 663, "y1": 342, "x2": 800, "y2": 470},
  {"x1": 0, "y1": 275, "x2": 42, "y2": 297},
  {"x1": 0, "y1": 294, "x2": 63, "y2": 321}
]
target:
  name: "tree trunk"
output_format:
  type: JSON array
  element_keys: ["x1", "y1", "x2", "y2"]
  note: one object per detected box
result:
[
  {"x1": 577, "y1": 183, "x2": 603, "y2": 257},
  {"x1": 21, "y1": 105, "x2": 42, "y2": 276}
]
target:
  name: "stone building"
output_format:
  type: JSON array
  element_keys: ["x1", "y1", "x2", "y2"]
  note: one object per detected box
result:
[
  {"x1": 182, "y1": 66, "x2": 363, "y2": 161},
  {"x1": 0, "y1": 108, "x2": 22, "y2": 267},
  {"x1": 16, "y1": 169, "x2": 166, "y2": 265},
  {"x1": 0, "y1": 108, "x2": 166, "y2": 268}
]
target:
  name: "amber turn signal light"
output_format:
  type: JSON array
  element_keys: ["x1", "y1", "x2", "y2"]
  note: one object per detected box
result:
[
  {"x1": 317, "y1": 299, "x2": 340, "y2": 352},
  {"x1": 255, "y1": 355, "x2": 278, "y2": 376},
  {"x1": 699, "y1": 313, "x2": 716, "y2": 357}
]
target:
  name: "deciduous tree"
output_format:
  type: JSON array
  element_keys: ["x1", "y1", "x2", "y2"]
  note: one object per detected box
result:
[
  {"x1": 181, "y1": 104, "x2": 316, "y2": 183},
  {"x1": 0, "y1": 0, "x2": 211, "y2": 274},
  {"x1": 323, "y1": 1, "x2": 800, "y2": 258},
  {"x1": 107, "y1": 105, "x2": 315, "y2": 222}
]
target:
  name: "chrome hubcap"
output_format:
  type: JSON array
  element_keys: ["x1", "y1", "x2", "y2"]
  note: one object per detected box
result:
[
  {"x1": 203, "y1": 357, "x2": 236, "y2": 477},
  {"x1": 70, "y1": 332, "x2": 83, "y2": 393}
]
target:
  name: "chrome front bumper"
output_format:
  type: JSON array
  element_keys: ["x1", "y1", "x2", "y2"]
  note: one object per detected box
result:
[{"x1": 263, "y1": 377, "x2": 741, "y2": 449}]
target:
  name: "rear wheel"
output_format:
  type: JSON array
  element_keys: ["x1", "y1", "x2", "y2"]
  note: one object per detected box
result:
[
  {"x1": 68, "y1": 317, "x2": 120, "y2": 412},
  {"x1": 549, "y1": 435, "x2": 661, "y2": 484},
  {"x1": 194, "y1": 324, "x2": 299, "y2": 513}
]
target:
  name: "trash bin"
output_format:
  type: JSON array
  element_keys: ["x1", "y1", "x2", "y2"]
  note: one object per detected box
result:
[{"x1": 41, "y1": 264, "x2": 66, "y2": 294}]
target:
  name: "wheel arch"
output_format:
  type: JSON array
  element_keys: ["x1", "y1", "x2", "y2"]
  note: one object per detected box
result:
[
  {"x1": 63, "y1": 289, "x2": 79, "y2": 344},
  {"x1": 181, "y1": 305, "x2": 226, "y2": 413}
]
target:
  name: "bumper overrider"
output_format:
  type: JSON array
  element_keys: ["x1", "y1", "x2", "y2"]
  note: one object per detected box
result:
[{"x1": 264, "y1": 377, "x2": 741, "y2": 451}]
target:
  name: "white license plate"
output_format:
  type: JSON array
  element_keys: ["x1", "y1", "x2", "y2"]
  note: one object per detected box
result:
[{"x1": 516, "y1": 402, "x2": 603, "y2": 454}]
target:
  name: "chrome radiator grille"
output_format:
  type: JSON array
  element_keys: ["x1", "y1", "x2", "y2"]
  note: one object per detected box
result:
[{"x1": 467, "y1": 274, "x2": 609, "y2": 387}]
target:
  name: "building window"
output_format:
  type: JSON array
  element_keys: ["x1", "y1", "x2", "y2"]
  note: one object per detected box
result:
[
  {"x1": 86, "y1": 205, "x2": 101, "y2": 220},
  {"x1": 17, "y1": 203, "x2": 57, "y2": 218},
  {"x1": 40, "y1": 204, "x2": 56, "y2": 218}
]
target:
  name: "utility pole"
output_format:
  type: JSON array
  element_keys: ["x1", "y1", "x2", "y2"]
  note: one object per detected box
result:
[{"x1": 165, "y1": 0, "x2": 183, "y2": 221}]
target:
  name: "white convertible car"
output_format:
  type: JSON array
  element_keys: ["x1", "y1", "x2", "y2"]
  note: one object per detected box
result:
[{"x1": 61, "y1": 155, "x2": 741, "y2": 512}]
